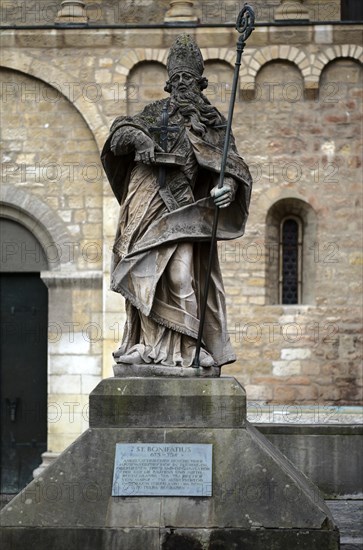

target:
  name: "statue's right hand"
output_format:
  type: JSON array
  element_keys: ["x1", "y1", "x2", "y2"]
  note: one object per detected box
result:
[{"x1": 134, "y1": 133, "x2": 157, "y2": 164}]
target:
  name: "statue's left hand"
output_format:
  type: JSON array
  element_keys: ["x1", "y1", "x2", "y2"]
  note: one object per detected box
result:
[{"x1": 211, "y1": 177, "x2": 237, "y2": 208}]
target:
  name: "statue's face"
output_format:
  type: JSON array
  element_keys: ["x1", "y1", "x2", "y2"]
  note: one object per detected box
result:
[{"x1": 170, "y1": 71, "x2": 198, "y2": 94}]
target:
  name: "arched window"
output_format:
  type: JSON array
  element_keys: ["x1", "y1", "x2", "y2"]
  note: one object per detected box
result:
[
  {"x1": 265, "y1": 198, "x2": 316, "y2": 305},
  {"x1": 279, "y1": 216, "x2": 302, "y2": 304}
]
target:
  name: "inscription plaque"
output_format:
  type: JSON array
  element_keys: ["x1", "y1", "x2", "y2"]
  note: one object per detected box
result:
[{"x1": 112, "y1": 443, "x2": 213, "y2": 497}]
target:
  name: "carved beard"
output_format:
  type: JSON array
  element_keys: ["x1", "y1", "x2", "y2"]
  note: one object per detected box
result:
[{"x1": 169, "y1": 86, "x2": 223, "y2": 137}]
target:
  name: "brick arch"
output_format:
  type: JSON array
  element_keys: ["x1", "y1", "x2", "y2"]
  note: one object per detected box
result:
[
  {"x1": 0, "y1": 50, "x2": 106, "y2": 150},
  {"x1": 255, "y1": 188, "x2": 316, "y2": 218},
  {"x1": 240, "y1": 46, "x2": 308, "y2": 91},
  {"x1": 315, "y1": 44, "x2": 363, "y2": 81},
  {"x1": 0, "y1": 186, "x2": 71, "y2": 270},
  {"x1": 201, "y1": 48, "x2": 235, "y2": 68},
  {"x1": 307, "y1": 45, "x2": 363, "y2": 90},
  {"x1": 119, "y1": 48, "x2": 168, "y2": 75},
  {"x1": 127, "y1": 59, "x2": 168, "y2": 75},
  {"x1": 204, "y1": 58, "x2": 234, "y2": 69},
  {"x1": 120, "y1": 47, "x2": 235, "y2": 81}
]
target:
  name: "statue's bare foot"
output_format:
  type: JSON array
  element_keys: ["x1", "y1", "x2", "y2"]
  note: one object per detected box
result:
[
  {"x1": 199, "y1": 349, "x2": 215, "y2": 368},
  {"x1": 113, "y1": 350, "x2": 143, "y2": 364},
  {"x1": 113, "y1": 346, "x2": 214, "y2": 367}
]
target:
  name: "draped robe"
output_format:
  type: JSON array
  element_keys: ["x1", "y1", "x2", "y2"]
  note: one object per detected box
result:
[{"x1": 101, "y1": 98, "x2": 252, "y2": 367}]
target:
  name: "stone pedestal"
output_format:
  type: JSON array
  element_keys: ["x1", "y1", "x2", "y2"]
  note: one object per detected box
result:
[{"x1": 0, "y1": 376, "x2": 339, "y2": 549}]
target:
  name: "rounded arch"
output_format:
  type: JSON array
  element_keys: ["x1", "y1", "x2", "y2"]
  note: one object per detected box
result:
[
  {"x1": 204, "y1": 58, "x2": 234, "y2": 68},
  {"x1": 119, "y1": 47, "x2": 235, "y2": 83},
  {"x1": 240, "y1": 46, "x2": 307, "y2": 91},
  {"x1": 266, "y1": 197, "x2": 317, "y2": 234},
  {"x1": 200, "y1": 48, "x2": 235, "y2": 68},
  {"x1": 123, "y1": 48, "x2": 168, "y2": 68},
  {"x1": 255, "y1": 187, "x2": 312, "y2": 215},
  {"x1": 204, "y1": 58, "x2": 234, "y2": 74},
  {"x1": 319, "y1": 54, "x2": 363, "y2": 86},
  {"x1": 265, "y1": 197, "x2": 317, "y2": 305},
  {"x1": 128, "y1": 59, "x2": 167, "y2": 73},
  {"x1": 310, "y1": 45, "x2": 363, "y2": 89},
  {"x1": 119, "y1": 47, "x2": 168, "y2": 76},
  {"x1": 0, "y1": 186, "x2": 71, "y2": 270},
  {"x1": 253, "y1": 58, "x2": 304, "y2": 103},
  {"x1": 317, "y1": 44, "x2": 363, "y2": 74},
  {"x1": 0, "y1": 50, "x2": 106, "y2": 151}
]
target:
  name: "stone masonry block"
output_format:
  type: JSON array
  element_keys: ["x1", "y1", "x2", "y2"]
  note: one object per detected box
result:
[
  {"x1": 272, "y1": 360, "x2": 301, "y2": 376},
  {"x1": 281, "y1": 348, "x2": 311, "y2": 360}
]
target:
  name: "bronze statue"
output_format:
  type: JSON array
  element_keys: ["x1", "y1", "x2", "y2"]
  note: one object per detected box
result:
[{"x1": 102, "y1": 34, "x2": 252, "y2": 372}]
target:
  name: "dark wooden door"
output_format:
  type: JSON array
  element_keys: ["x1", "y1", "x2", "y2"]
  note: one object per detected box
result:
[{"x1": 0, "y1": 273, "x2": 48, "y2": 493}]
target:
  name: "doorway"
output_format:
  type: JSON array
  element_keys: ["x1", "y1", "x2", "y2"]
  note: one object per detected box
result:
[{"x1": 0, "y1": 218, "x2": 48, "y2": 493}]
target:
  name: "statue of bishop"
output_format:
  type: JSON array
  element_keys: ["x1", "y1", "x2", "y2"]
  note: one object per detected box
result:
[{"x1": 101, "y1": 34, "x2": 252, "y2": 371}]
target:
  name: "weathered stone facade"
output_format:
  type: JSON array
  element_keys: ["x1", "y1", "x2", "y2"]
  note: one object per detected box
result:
[{"x1": 0, "y1": 0, "x2": 362, "y2": 454}]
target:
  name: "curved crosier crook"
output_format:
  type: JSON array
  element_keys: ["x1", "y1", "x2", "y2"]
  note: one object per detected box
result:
[{"x1": 236, "y1": 4, "x2": 255, "y2": 42}]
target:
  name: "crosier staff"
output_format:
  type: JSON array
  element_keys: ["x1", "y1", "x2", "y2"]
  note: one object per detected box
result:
[{"x1": 193, "y1": 3, "x2": 255, "y2": 368}]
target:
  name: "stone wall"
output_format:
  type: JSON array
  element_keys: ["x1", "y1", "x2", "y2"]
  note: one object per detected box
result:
[
  {"x1": 0, "y1": 0, "x2": 342, "y2": 25},
  {"x1": 0, "y1": 10, "x2": 362, "y2": 452},
  {"x1": 0, "y1": 66, "x2": 104, "y2": 452}
]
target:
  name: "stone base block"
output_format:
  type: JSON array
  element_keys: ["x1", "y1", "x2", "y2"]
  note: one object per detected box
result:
[
  {"x1": 113, "y1": 363, "x2": 220, "y2": 377},
  {"x1": 0, "y1": 377, "x2": 340, "y2": 549},
  {"x1": 1, "y1": 527, "x2": 339, "y2": 549}
]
